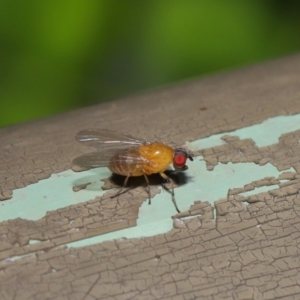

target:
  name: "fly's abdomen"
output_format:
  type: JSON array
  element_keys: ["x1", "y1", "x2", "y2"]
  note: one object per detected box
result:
[{"x1": 108, "y1": 150, "x2": 143, "y2": 176}]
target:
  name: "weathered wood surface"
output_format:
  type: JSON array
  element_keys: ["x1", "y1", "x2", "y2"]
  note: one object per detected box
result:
[{"x1": 1, "y1": 54, "x2": 300, "y2": 299}]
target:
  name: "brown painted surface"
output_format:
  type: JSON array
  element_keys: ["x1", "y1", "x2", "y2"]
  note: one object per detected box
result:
[{"x1": 1, "y1": 54, "x2": 300, "y2": 299}]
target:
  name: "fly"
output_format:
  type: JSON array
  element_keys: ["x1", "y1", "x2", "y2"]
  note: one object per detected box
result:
[{"x1": 72, "y1": 129, "x2": 193, "y2": 212}]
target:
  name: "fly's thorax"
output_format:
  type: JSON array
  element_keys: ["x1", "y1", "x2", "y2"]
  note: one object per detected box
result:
[{"x1": 139, "y1": 142, "x2": 174, "y2": 175}]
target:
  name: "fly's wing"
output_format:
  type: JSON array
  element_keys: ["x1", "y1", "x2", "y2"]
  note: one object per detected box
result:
[
  {"x1": 75, "y1": 129, "x2": 146, "y2": 151},
  {"x1": 72, "y1": 148, "x2": 148, "y2": 168},
  {"x1": 73, "y1": 129, "x2": 151, "y2": 168}
]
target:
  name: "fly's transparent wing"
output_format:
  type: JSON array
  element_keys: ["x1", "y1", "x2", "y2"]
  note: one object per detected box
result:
[
  {"x1": 75, "y1": 129, "x2": 146, "y2": 151},
  {"x1": 72, "y1": 148, "x2": 148, "y2": 168}
]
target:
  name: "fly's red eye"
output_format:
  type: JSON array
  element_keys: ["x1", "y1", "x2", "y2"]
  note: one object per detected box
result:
[{"x1": 173, "y1": 154, "x2": 187, "y2": 167}]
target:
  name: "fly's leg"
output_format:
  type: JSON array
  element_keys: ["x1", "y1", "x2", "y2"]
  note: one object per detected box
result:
[
  {"x1": 111, "y1": 174, "x2": 130, "y2": 198},
  {"x1": 159, "y1": 172, "x2": 181, "y2": 213},
  {"x1": 143, "y1": 173, "x2": 151, "y2": 205}
]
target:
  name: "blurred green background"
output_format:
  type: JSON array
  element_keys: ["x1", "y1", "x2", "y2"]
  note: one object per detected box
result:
[{"x1": 1, "y1": 0, "x2": 300, "y2": 127}]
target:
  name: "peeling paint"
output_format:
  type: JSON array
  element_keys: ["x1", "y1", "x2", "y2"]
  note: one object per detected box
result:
[{"x1": 2, "y1": 115, "x2": 300, "y2": 248}]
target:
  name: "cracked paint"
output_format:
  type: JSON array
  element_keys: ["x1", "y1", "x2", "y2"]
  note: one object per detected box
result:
[{"x1": 1, "y1": 115, "x2": 300, "y2": 250}]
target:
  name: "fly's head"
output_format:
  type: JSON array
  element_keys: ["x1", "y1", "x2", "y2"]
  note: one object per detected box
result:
[{"x1": 172, "y1": 148, "x2": 194, "y2": 171}]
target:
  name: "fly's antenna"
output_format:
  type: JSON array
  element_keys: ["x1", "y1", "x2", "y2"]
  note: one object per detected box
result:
[{"x1": 187, "y1": 152, "x2": 194, "y2": 161}]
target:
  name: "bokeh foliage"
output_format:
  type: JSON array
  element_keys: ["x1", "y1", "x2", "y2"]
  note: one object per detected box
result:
[{"x1": 1, "y1": 0, "x2": 300, "y2": 127}]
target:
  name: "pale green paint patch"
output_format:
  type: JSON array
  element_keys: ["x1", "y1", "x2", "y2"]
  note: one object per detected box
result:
[
  {"x1": 0, "y1": 168, "x2": 110, "y2": 222},
  {"x1": 3, "y1": 253, "x2": 33, "y2": 263},
  {"x1": 29, "y1": 239, "x2": 42, "y2": 245},
  {"x1": 2, "y1": 114, "x2": 300, "y2": 251},
  {"x1": 186, "y1": 114, "x2": 300, "y2": 150}
]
